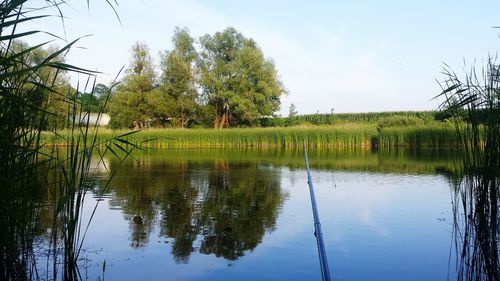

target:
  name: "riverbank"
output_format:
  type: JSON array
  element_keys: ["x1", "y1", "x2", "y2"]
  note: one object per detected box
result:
[{"x1": 40, "y1": 122, "x2": 458, "y2": 148}]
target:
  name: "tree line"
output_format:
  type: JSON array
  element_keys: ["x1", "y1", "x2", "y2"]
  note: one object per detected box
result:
[{"x1": 107, "y1": 26, "x2": 286, "y2": 129}]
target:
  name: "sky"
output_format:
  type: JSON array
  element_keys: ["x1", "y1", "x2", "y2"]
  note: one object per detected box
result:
[{"x1": 21, "y1": 0, "x2": 500, "y2": 115}]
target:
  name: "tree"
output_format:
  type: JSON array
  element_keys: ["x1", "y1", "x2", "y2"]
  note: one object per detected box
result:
[
  {"x1": 198, "y1": 27, "x2": 286, "y2": 128},
  {"x1": 158, "y1": 27, "x2": 199, "y2": 127},
  {"x1": 119, "y1": 42, "x2": 156, "y2": 93},
  {"x1": 285, "y1": 103, "x2": 298, "y2": 126},
  {"x1": 79, "y1": 92, "x2": 100, "y2": 112},
  {"x1": 109, "y1": 91, "x2": 152, "y2": 129},
  {"x1": 10, "y1": 41, "x2": 76, "y2": 130},
  {"x1": 109, "y1": 42, "x2": 156, "y2": 128}
]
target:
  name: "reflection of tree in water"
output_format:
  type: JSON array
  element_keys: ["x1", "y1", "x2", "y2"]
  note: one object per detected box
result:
[
  {"x1": 108, "y1": 158, "x2": 161, "y2": 248},
  {"x1": 197, "y1": 161, "x2": 283, "y2": 260},
  {"x1": 107, "y1": 156, "x2": 285, "y2": 262},
  {"x1": 159, "y1": 161, "x2": 201, "y2": 263}
]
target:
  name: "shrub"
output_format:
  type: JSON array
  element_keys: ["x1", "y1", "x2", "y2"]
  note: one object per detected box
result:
[{"x1": 377, "y1": 115, "x2": 424, "y2": 130}]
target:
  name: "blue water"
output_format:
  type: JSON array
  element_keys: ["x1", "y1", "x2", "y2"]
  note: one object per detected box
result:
[{"x1": 41, "y1": 149, "x2": 458, "y2": 280}]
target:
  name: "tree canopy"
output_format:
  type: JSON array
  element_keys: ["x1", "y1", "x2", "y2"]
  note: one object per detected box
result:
[
  {"x1": 158, "y1": 27, "x2": 198, "y2": 128},
  {"x1": 108, "y1": 27, "x2": 286, "y2": 129},
  {"x1": 109, "y1": 42, "x2": 156, "y2": 128},
  {"x1": 198, "y1": 27, "x2": 285, "y2": 128}
]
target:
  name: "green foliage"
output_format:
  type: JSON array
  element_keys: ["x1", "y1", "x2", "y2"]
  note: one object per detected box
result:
[
  {"x1": 159, "y1": 27, "x2": 198, "y2": 127},
  {"x1": 377, "y1": 126, "x2": 455, "y2": 148},
  {"x1": 0, "y1": 29, "x2": 56, "y2": 280},
  {"x1": 0, "y1": 1, "x2": 127, "y2": 279},
  {"x1": 109, "y1": 42, "x2": 157, "y2": 128},
  {"x1": 79, "y1": 92, "x2": 100, "y2": 112},
  {"x1": 108, "y1": 27, "x2": 286, "y2": 129},
  {"x1": 437, "y1": 46, "x2": 500, "y2": 281},
  {"x1": 42, "y1": 124, "x2": 458, "y2": 149},
  {"x1": 285, "y1": 103, "x2": 299, "y2": 126},
  {"x1": 198, "y1": 27, "x2": 286, "y2": 128},
  {"x1": 109, "y1": 91, "x2": 151, "y2": 128},
  {"x1": 9, "y1": 40, "x2": 78, "y2": 130},
  {"x1": 377, "y1": 115, "x2": 424, "y2": 130},
  {"x1": 80, "y1": 83, "x2": 111, "y2": 113},
  {"x1": 118, "y1": 42, "x2": 156, "y2": 93},
  {"x1": 260, "y1": 111, "x2": 440, "y2": 127}
]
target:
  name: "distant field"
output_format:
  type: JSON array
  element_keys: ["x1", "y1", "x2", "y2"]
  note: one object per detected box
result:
[{"x1": 258, "y1": 110, "x2": 442, "y2": 127}]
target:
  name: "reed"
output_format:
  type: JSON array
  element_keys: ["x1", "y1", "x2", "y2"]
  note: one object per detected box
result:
[
  {"x1": 42, "y1": 78, "x2": 140, "y2": 280},
  {"x1": 439, "y1": 57, "x2": 500, "y2": 280},
  {"x1": 376, "y1": 125, "x2": 457, "y2": 148},
  {"x1": 0, "y1": 1, "x2": 131, "y2": 280},
  {"x1": 0, "y1": 1, "x2": 65, "y2": 278},
  {"x1": 41, "y1": 123, "x2": 459, "y2": 149}
]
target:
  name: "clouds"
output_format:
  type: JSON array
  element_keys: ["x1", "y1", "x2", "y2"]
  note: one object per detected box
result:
[{"x1": 21, "y1": 0, "x2": 499, "y2": 114}]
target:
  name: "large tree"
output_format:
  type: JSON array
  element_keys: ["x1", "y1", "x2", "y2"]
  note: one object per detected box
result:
[
  {"x1": 198, "y1": 27, "x2": 286, "y2": 128},
  {"x1": 109, "y1": 42, "x2": 156, "y2": 128},
  {"x1": 158, "y1": 27, "x2": 198, "y2": 127}
]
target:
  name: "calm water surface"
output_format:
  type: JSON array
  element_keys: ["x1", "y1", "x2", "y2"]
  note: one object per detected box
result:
[{"x1": 42, "y1": 149, "x2": 460, "y2": 280}]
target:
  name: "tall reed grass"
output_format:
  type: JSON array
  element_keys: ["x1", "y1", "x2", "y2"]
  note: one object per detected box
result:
[
  {"x1": 41, "y1": 123, "x2": 458, "y2": 149},
  {"x1": 42, "y1": 78, "x2": 139, "y2": 280},
  {"x1": 0, "y1": 1, "x2": 132, "y2": 280},
  {"x1": 0, "y1": 1, "x2": 66, "y2": 278},
  {"x1": 439, "y1": 57, "x2": 500, "y2": 280}
]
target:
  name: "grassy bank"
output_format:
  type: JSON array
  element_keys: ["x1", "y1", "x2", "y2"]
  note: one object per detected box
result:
[{"x1": 41, "y1": 123, "x2": 458, "y2": 149}]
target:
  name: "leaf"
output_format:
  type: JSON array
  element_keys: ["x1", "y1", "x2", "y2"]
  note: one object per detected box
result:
[
  {"x1": 105, "y1": 144, "x2": 120, "y2": 160},
  {"x1": 0, "y1": 30, "x2": 40, "y2": 41},
  {"x1": 0, "y1": 15, "x2": 48, "y2": 29},
  {"x1": 3, "y1": 41, "x2": 51, "y2": 62},
  {"x1": 115, "y1": 130, "x2": 140, "y2": 138},
  {"x1": 441, "y1": 84, "x2": 461, "y2": 95},
  {"x1": 114, "y1": 137, "x2": 136, "y2": 147},
  {"x1": 112, "y1": 141, "x2": 128, "y2": 154},
  {"x1": 40, "y1": 37, "x2": 82, "y2": 65},
  {"x1": 47, "y1": 61, "x2": 98, "y2": 75}
]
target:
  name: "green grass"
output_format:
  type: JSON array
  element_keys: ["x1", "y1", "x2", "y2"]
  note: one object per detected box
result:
[
  {"x1": 41, "y1": 122, "x2": 458, "y2": 149},
  {"x1": 377, "y1": 126, "x2": 457, "y2": 148}
]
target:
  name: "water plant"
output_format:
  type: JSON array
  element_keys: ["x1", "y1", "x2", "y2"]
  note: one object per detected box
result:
[
  {"x1": 0, "y1": 1, "x2": 73, "y2": 278},
  {"x1": 438, "y1": 57, "x2": 500, "y2": 280},
  {"x1": 40, "y1": 123, "x2": 457, "y2": 149},
  {"x1": 0, "y1": 1, "x2": 137, "y2": 280}
]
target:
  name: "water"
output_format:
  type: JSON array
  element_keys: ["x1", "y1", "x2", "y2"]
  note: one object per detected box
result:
[{"x1": 37, "y1": 148, "x2": 460, "y2": 280}]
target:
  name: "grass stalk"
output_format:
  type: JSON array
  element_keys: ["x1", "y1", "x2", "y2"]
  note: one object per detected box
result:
[{"x1": 439, "y1": 56, "x2": 500, "y2": 281}]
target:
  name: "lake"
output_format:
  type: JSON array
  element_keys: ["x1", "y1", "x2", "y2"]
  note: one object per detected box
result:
[{"x1": 35, "y1": 148, "x2": 463, "y2": 280}]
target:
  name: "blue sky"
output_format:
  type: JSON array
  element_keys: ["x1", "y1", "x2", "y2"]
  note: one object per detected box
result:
[{"x1": 22, "y1": 0, "x2": 500, "y2": 115}]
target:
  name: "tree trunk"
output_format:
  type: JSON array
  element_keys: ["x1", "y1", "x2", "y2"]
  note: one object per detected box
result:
[
  {"x1": 219, "y1": 111, "x2": 228, "y2": 129},
  {"x1": 214, "y1": 114, "x2": 220, "y2": 129},
  {"x1": 180, "y1": 112, "x2": 185, "y2": 128}
]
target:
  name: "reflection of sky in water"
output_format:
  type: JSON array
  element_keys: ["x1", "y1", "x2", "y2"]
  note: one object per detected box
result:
[
  {"x1": 65, "y1": 156, "x2": 455, "y2": 281},
  {"x1": 276, "y1": 170, "x2": 454, "y2": 281}
]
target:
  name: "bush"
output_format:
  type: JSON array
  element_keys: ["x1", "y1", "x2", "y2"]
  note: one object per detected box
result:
[{"x1": 377, "y1": 116, "x2": 424, "y2": 130}]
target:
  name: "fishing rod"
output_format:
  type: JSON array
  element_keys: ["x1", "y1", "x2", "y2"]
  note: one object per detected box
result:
[{"x1": 304, "y1": 144, "x2": 332, "y2": 281}]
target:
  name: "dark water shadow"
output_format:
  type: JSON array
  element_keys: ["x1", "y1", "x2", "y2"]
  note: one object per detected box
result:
[{"x1": 448, "y1": 172, "x2": 499, "y2": 281}]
